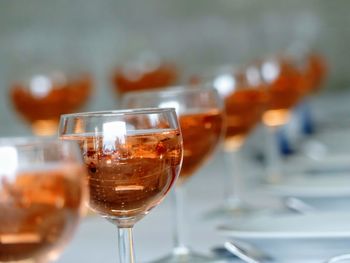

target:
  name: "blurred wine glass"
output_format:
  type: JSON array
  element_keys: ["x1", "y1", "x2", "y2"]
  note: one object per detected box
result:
[
  {"x1": 256, "y1": 55, "x2": 305, "y2": 182},
  {"x1": 8, "y1": 43, "x2": 93, "y2": 136},
  {"x1": 121, "y1": 86, "x2": 225, "y2": 263},
  {"x1": 258, "y1": 50, "x2": 327, "y2": 182},
  {"x1": 0, "y1": 137, "x2": 88, "y2": 262},
  {"x1": 192, "y1": 66, "x2": 268, "y2": 215},
  {"x1": 111, "y1": 52, "x2": 178, "y2": 96}
]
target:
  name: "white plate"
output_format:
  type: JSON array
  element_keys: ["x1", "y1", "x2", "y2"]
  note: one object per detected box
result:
[
  {"x1": 285, "y1": 129, "x2": 350, "y2": 173},
  {"x1": 285, "y1": 154, "x2": 350, "y2": 172},
  {"x1": 218, "y1": 213, "x2": 350, "y2": 261},
  {"x1": 263, "y1": 172, "x2": 350, "y2": 198}
]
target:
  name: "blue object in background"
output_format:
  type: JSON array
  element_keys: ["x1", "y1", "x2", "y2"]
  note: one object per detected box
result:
[
  {"x1": 297, "y1": 101, "x2": 316, "y2": 135},
  {"x1": 277, "y1": 101, "x2": 317, "y2": 156},
  {"x1": 276, "y1": 127, "x2": 295, "y2": 156}
]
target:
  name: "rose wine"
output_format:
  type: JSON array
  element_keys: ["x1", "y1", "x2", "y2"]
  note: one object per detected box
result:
[
  {"x1": 179, "y1": 110, "x2": 224, "y2": 184},
  {"x1": 63, "y1": 129, "x2": 182, "y2": 227},
  {"x1": 224, "y1": 89, "x2": 267, "y2": 151},
  {"x1": 112, "y1": 63, "x2": 177, "y2": 94},
  {"x1": 0, "y1": 165, "x2": 85, "y2": 262},
  {"x1": 10, "y1": 74, "x2": 92, "y2": 135}
]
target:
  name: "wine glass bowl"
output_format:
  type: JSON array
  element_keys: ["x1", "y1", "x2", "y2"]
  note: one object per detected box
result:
[
  {"x1": 210, "y1": 66, "x2": 268, "y2": 151},
  {"x1": 259, "y1": 56, "x2": 303, "y2": 127},
  {"x1": 0, "y1": 138, "x2": 87, "y2": 262},
  {"x1": 258, "y1": 51, "x2": 327, "y2": 127},
  {"x1": 10, "y1": 72, "x2": 93, "y2": 136},
  {"x1": 111, "y1": 53, "x2": 178, "y2": 95}
]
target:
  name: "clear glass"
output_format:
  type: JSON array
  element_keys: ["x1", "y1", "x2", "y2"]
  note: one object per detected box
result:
[
  {"x1": 59, "y1": 108, "x2": 183, "y2": 263},
  {"x1": 0, "y1": 137, "x2": 87, "y2": 262},
  {"x1": 121, "y1": 86, "x2": 225, "y2": 263}
]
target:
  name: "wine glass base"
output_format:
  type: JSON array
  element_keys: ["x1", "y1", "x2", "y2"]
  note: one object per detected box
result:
[{"x1": 150, "y1": 248, "x2": 224, "y2": 263}]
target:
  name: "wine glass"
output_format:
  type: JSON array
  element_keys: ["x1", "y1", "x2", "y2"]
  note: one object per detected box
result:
[
  {"x1": 256, "y1": 55, "x2": 306, "y2": 183},
  {"x1": 258, "y1": 51, "x2": 327, "y2": 182},
  {"x1": 59, "y1": 108, "x2": 183, "y2": 263},
  {"x1": 0, "y1": 137, "x2": 87, "y2": 262},
  {"x1": 192, "y1": 66, "x2": 268, "y2": 215},
  {"x1": 121, "y1": 86, "x2": 225, "y2": 263},
  {"x1": 8, "y1": 42, "x2": 93, "y2": 137}
]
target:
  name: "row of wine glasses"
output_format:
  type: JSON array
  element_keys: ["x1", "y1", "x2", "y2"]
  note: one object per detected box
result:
[
  {"x1": 8, "y1": 49, "x2": 325, "y2": 140},
  {"x1": 174, "y1": 50, "x2": 327, "y2": 217},
  {"x1": 3, "y1": 88, "x2": 224, "y2": 262},
  {"x1": 3, "y1": 48, "x2": 327, "y2": 263},
  {"x1": 8, "y1": 52, "x2": 178, "y2": 137}
]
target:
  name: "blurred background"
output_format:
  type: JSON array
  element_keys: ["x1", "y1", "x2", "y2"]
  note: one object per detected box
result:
[
  {"x1": 3, "y1": 2, "x2": 350, "y2": 262},
  {"x1": 0, "y1": 0, "x2": 349, "y2": 136}
]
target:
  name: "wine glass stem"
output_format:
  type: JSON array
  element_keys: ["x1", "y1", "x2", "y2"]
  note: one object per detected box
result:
[
  {"x1": 223, "y1": 148, "x2": 243, "y2": 206},
  {"x1": 118, "y1": 227, "x2": 135, "y2": 263},
  {"x1": 172, "y1": 186, "x2": 189, "y2": 255},
  {"x1": 265, "y1": 125, "x2": 283, "y2": 183}
]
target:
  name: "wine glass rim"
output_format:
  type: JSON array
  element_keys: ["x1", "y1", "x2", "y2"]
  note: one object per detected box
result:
[{"x1": 60, "y1": 107, "x2": 177, "y2": 118}]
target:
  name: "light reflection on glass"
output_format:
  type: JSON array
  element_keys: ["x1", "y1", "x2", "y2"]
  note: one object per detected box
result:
[
  {"x1": 213, "y1": 74, "x2": 236, "y2": 97},
  {"x1": 0, "y1": 146, "x2": 18, "y2": 180},
  {"x1": 30, "y1": 75, "x2": 51, "y2": 98},
  {"x1": 262, "y1": 61, "x2": 280, "y2": 83},
  {"x1": 103, "y1": 121, "x2": 127, "y2": 151}
]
